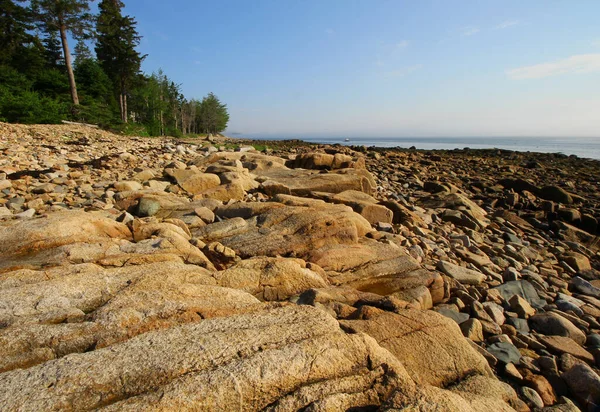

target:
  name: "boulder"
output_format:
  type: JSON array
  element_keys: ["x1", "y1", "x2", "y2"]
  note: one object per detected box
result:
[
  {"x1": 258, "y1": 168, "x2": 376, "y2": 196},
  {"x1": 530, "y1": 312, "x2": 587, "y2": 345},
  {"x1": 167, "y1": 169, "x2": 221, "y2": 195},
  {"x1": 215, "y1": 257, "x2": 329, "y2": 301},
  {"x1": 194, "y1": 196, "x2": 372, "y2": 259},
  {"x1": 562, "y1": 363, "x2": 600, "y2": 408},
  {"x1": 309, "y1": 241, "x2": 444, "y2": 305},
  {"x1": 326, "y1": 190, "x2": 393, "y2": 224},
  {"x1": 539, "y1": 335, "x2": 595, "y2": 364},
  {"x1": 540, "y1": 185, "x2": 573, "y2": 204},
  {"x1": 0, "y1": 211, "x2": 131, "y2": 273},
  {"x1": 562, "y1": 252, "x2": 591, "y2": 272},
  {"x1": 340, "y1": 306, "x2": 493, "y2": 387}
]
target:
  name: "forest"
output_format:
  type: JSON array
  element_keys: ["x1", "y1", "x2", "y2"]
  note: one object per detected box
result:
[{"x1": 0, "y1": 0, "x2": 229, "y2": 136}]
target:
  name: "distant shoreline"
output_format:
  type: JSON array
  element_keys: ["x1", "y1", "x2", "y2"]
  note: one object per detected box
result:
[{"x1": 231, "y1": 135, "x2": 600, "y2": 162}]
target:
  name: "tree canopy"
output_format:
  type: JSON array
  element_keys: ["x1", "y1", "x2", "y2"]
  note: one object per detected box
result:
[{"x1": 0, "y1": 0, "x2": 229, "y2": 136}]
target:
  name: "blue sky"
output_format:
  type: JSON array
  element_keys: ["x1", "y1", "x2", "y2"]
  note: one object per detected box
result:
[{"x1": 121, "y1": 0, "x2": 600, "y2": 137}]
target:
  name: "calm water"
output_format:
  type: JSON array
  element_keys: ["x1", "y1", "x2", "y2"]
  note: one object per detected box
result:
[{"x1": 237, "y1": 135, "x2": 600, "y2": 160}]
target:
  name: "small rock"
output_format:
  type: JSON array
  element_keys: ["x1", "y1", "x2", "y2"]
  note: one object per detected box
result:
[
  {"x1": 509, "y1": 295, "x2": 536, "y2": 318},
  {"x1": 136, "y1": 197, "x2": 161, "y2": 217},
  {"x1": 113, "y1": 181, "x2": 143, "y2": 192},
  {"x1": 437, "y1": 260, "x2": 485, "y2": 285},
  {"x1": 460, "y1": 318, "x2": 484, "y2": 342},
  {"x1": 521, "y1": 386, "x2": 544, "y2": 409}
]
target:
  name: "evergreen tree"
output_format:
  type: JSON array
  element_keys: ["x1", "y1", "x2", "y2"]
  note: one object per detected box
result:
[
  {"x1": 42, "y1": 32, "x2": 64, "y2": 68},
  {"x1": 30, "y1": 0, "x2": 94, "y2": 106},
  {"x1": 199, "y1": 93, "x2": 229, "y2": 134},
  {"x1": 0, "y1": 0, "x2": 35, "y2": 66},
  {"x1": 73, "y1": 40, "x2": 92, "y2": 66},
  {"x1": 95, "y1": 0, "x2": 144, "y2": 123}
]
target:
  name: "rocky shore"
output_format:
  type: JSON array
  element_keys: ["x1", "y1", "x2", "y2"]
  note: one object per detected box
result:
[{"x1": 0, "y1": 122, "x2": 599, "y2": 411}]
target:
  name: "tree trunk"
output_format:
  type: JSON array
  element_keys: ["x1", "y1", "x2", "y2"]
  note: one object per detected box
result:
[
  {"x1": 59, "y1": 23, "x2": 79, "y2": 106},
  {"x1": 123, "y1": 93, "x2": 128, "y2": 123},
  {"x1": 119, "y1": 94, "x2": 124, "y2": 122},
  {"x1": 119, "y1": 77, "x2": 128, "y2": 123}
]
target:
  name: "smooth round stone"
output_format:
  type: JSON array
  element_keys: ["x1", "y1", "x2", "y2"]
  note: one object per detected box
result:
[
  {"x1": 521, "y1": 387, "x2": 544, "y2": 409},
  {"x1": 137, "y1": 197, "x2": 161, "y2": 217},
  {"x1": 587, "y1": 334, "x2": 600, "y2": 349}
]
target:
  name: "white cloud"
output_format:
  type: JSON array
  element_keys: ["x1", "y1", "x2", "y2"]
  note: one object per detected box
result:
[
  {"x1": 460, "y1": 26, "x2": 480, "y2": 36},
  {"x1": 325, "y1": 28, "x2": 334, "y2": 35},
  {"x1": 593, "y1": 39, "x2": 600, "y2": 47},
  {"x1": 507, "y1": 54, "x2": 600, "y2": 79},
  {"x1": 396, "y1": 40, "x2": 409, "y2": 49},
  {"x1": 386, "y1": 64, "x2": 423, "y2": 77},
  {"x1": 495, "y1": 20, "x2": 519, "y2": 30}
]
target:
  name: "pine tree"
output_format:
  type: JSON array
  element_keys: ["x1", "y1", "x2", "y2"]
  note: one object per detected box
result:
[
  {"x1": 95, "y1": 0, "x2": 144, "y2": 123},
  {"x1": 0, "y1": 0, "x2": 36, "y2": 66},
  {"x1": 30, "y1": 0, "x2": 94, "y2": 106},
  {"x1": 73, "y1": 40, "x2": 92, "y2": 67},
  {"x1": 199, "y1": 93, "x2": 229, "y2": 134},
  {"x1": 42, "y1": 32, "x2": 64, "y2": 68}
]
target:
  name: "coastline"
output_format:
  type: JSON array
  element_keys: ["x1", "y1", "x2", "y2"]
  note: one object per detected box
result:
[
  {"x1": 1, "y1": 122, "x2": 599, "y2": 410},
  {"x1": 230, "y1": 135, "x2": 600, "y2": 161}
]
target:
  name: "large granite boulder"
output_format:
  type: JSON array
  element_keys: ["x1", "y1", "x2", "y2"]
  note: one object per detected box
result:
[
  {"x1": 340, "y1": 306, "x2": 494, "y2": 387},
  {"x1": 0, "y1": 211, "x2": 131, "y2": 273},
  {"x1": 308, "y1": 240, "x2": 445, "y2": 308},
  {"x1": 259, "y1": 168, "x2": 376, "y2": 196},
  {"x1": 193, "y1": 196, "x2": 372, "y2": 259}
]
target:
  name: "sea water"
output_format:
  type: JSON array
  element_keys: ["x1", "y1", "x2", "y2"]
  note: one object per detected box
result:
[{"x1": 239, "y1": 135, "x2": 600, "y2": 160}]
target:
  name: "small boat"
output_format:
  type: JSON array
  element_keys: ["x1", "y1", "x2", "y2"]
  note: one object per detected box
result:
[{"x1": 344, "y1": 138, "x2": 350, "y2": 142}]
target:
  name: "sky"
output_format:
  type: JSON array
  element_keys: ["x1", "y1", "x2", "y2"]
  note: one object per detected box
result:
[{"x1": 121, "y1": 0, "x2": 600, "y2": 138}]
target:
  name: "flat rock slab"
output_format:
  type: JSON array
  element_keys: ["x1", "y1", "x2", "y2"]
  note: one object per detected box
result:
[
  {"x1": 437, "y1": 260, "x2": 485, "y2": 285},
  {"x1": 538, "y1": 335, "x2": 595, "y2": 364},
  {"x1": 215, "y1": 256, "x2": 328, "y2": 301},
  {"x1": 259, "y1": 168, "x2": 376, "y2": 196}
]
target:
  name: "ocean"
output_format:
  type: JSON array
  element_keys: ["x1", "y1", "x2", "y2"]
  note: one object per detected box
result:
[{"x1": 237, "y1": 135, "x2": 600, "y2": 160}]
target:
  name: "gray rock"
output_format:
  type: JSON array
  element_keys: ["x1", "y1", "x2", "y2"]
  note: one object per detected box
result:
[
  {"x1": 493, "y1": 280, "x2": 547, "y2": 309},
  {"x1": 487, "y1": 341, "x2": 522, "y2": 365},
  {"x1": 555, "y1": 300, "x2": 584, "y2": 316},
  {"x1": 136, "y1": 197, "x2": 161, "y2": 217},
  {"x1": 571, "y1": 276, "x2": 600, "y2": 298},
  {"x1": 506, "y1": 317, "x2": 530, "y2": 335},
  {"x1": 587, "y1": 334, "x2": 600, "y2": 349},
  {"x1": 530, "y1": 312, "x2": 587, "y2": 345},
  {"x1": 436, "y1": 308, "x2": 470, "y2": 325}
]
